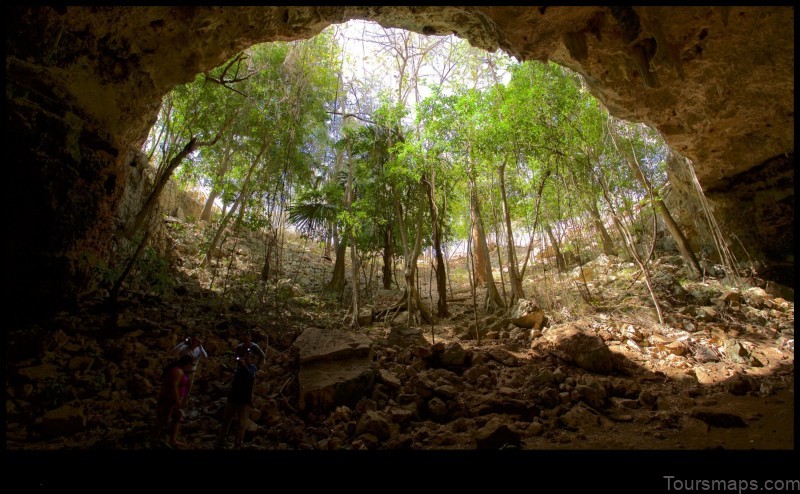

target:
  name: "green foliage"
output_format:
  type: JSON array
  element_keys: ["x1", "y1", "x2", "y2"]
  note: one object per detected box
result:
[
  {"x1": 92, "y1": 258, "x2": 123, "y2": 290},
  {"x1": 147, "y1": 34, "x2": 340, "y2": 242},
  {"x1": 144, "y1": 23, "x2": 678, "y2": 292},
  {"x1": 288, "y1": 188, "x2": 340, "y2": 238},
  {"x1": 135, "y1": 247, "x2": 175, "y2": 294}
]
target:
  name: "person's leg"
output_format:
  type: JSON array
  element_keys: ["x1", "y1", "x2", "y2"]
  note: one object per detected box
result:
[
  {"x1": 234, "y1": 403, "x2": 251, "y2": 449},
  {"x1": 170, "y1": 408, "x2": 185, "y2": 447},
  {"x1": 151, "y1": 402, "x2": 169, "y2": 440},
  {"x1": 185, "y1": 371, "x2": 196, "y2": 401},
  {"x1": 216, "y1": 401, "x2": 233, "y2": 447}
]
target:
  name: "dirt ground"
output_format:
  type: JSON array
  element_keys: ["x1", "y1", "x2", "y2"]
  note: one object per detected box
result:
[{"x1": 5, "y1": 220, "x2": 795, "y2": 463}]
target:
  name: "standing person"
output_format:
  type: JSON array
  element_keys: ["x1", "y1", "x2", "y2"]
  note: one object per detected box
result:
[
  {"x1": 151, "y1": 354, "x2": 194, "y2": 448},
  {"x1": 173, "y1": 332, "x2": 208, "y2": 402},
  {"x1": 235, "y1": 329, "x2": 267, "y2": 367},
  {"x1": 216, "y1": 351, "x2": 258, "y2": 449}
]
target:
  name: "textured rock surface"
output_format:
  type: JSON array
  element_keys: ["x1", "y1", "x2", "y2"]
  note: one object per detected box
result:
[
  {"x1": 293, "y1": 327, "x2": 376, "y2": 411},
  {"x1": 6, "y1": 6, "x2": 794, "y2": 323}
]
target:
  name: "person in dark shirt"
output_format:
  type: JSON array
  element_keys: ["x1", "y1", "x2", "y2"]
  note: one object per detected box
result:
[
  {"x1": 216, "y1": 351, "x2": 258, "y2": 449},
  {"x1": 234, "y1": 329, "x2": 266, "y2": 367}
]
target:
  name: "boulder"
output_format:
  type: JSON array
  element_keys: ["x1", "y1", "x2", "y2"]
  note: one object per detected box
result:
[
  {"x1": 39, "y1": 405, "x2": 87, "y2": 438},
  {"x1": 294, "y1": 327, "x2": 376, "y2": 412},
  {"x1": 509, "y1": 299, "x2": 548, "y2": 330},
  {"x1": 532, "y1": 325, "x2": 614, "y2": 374},
  {"x1": 293, "y1": 327, "x2": 373, "y2": 365}
]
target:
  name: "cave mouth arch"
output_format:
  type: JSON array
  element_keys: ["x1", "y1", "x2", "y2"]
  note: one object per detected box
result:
[{"x1": 6, "y1": 6, "x2": 794, "y2": 324}]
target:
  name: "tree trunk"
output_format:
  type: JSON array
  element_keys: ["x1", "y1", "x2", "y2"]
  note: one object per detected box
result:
[
  {"x1": 129, "y1": 114, "x2": 234, "y2": 237},
  {"x1": 655, "y1": 199, "x2": 702, "y2": 276},
  {"x1": 612, "y1": 127, "x2": 702, "y2": 276},
  {"x1": 545, "y1": 224, "x2": 566, "y2": 272},
  {"x1": 200, "y1": 197, "x2": 239, "y2": 269},
  {"x1": 589, "y1": 200, "x2": 616, "y2": 256},
  {"x1": 488, "y1": 189, "x2": 508, "y2": 304},
  {"x1": 325, "y1": 237, "x2": 347, "y2": 294},
  {"x1": 128, "y1": 137, "x2": 197, "y2": 237},
  {"x1": 200, "y1": 190, "x2": 219, "y2": 223},
  {"x1": 260, "y1": 229, "x2": 276, "y2": 283},
  {"x1": 200, "y1": 142, "x2": 234, "y2": 222},
  {"x1": 470, "y1": 186, "x2": 505, "y2": 311},
  {"x1": 108, "y1": 228, "x2": 152, "y2": 309},
  {"x1": 471, "y1": 223, "x2": 488, "y2": 285},
  {"x1": 498, "y1": 161, "x2": 524, "y2": 303},
  {"x1": 423, "y1": 172, "x2": 449, "y2": 317},
  {"x1": 324, "y1": 224, "x2": 333, "y2": 260},
  {"x1": 350, "y1": 234, "x2": 360, "y2": 325},
  {"x1": 344, "y1": 130, "x2": 360, "y2": 325},
  {"x1": 324, "y1": 79, "x2": 348, "y2": 290},
  {"x1": 598, "y1": 172, "x2": 665, "y2": 324},
  {"x1": 392, "y1": 184, "x2": 432, "y2": 325},
  {"x1": 382, "y1": 227, "x2": 393, "y2": 290},
  {"x1": 199, "y1": 135, "x2": 265, "y2": 269}
]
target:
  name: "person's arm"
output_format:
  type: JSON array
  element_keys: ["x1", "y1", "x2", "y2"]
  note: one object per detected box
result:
[
  {"x1": 253, "y1": 344, "x2": 267, "y2": 365},
  {"x1": 199, "y1": 344, "x2": 208, "y2": 359},
  {"x1": 173, "y1": 342, "x2": 187, "y2": 357}
]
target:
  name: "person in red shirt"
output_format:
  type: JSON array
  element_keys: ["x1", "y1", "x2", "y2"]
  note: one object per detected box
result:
[{"x1": 151, "y1": 354, "x2": 194, "y2": 448}]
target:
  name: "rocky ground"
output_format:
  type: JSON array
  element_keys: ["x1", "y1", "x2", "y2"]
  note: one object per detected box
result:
[{"x1": 6, "y1": 216, "x2": 794, "y2": 465}]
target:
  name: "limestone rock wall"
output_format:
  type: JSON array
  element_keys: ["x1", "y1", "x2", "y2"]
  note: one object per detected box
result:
[{"x1": 6, "y1": 6, "x2": 794, "y2": 323}]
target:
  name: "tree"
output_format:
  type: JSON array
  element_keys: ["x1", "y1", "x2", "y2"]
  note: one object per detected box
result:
[
  {"x1": 607, "y1": 116, "x2": 702, "y2": 277},
  {"x1": 469, "y1": 170, "x2": 506, "y2": 312}
]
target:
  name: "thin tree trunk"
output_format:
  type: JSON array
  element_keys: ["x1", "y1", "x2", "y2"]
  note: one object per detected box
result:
[
  {"x1": 200, "y1": 142, "x2": 234, "y2": 222},
  {"x1": 382, "y1": 227, "x2": 393, "y2": 290},
  {"x1": 407, "y1": 199, "x2": 431, "y2": 325},
  {"x1": 466, "y1": 188, "x2": 481, "y2": 346},
  {"x1": 423, "y1": 172, "x2": 449, "y2": 317},
  {"x1": 146, "y1": 104, "x2": 170, "y2": 163},
  {"x1": 108, "y1": 228, "x2": 152, "y2": 309},
  {"x1": 599, "y1": 173, "x2": 664, "y2": 324},
  {"x1": 129, "y1": 116, "x2": 233, "y2": 237},
  {"x1": 128, "y1": 137, "x2": 197, "y2": 237},
  {"x1": 589, "y1": 200, "x2": 617, "y2": 257},
  {"x1": 498, "y1": 161, "x2": 524, "y2": 303},
  {"x1": 611, "y1": 124, "x2": 702, "y2": 276},
  {"x1": 200, "y1": 195, "x2": 241, "y2": 270},
  {"x1": 545, "y1": 224, "x2": 567, "y2": 272},
  {"x1": 349, "y1": 236, "x2": 360, "y2": 326},
  {"x1": 655, "y1": 199, "x2": 702, "y2": 276},
  {"x1": 470, "y1": 185, "x2": 505, "y2": 312},
  {"x1": 488, "y1": 183, "x2": 508, "y2": 304},
  {"x1": 199, "y1": 135, "x2": 265, "y2": 269},
  {"x1": 324, "y1": 224, "x2": 333, "y2": 260},
  {"x1": 325, "y1": 71, "x2": 349, "y2": 294},
  {"x1": 345, "y1": 131, "x2": 360, "y2": 326},
  {"x1": 260, "y1": 230, "x2": 275, "y2": 283},
  {"x1": 520, "y1": 169, "x2": 551, "y2": 279},
  {"x1": 683, "y1": 153, "x2": 742, "y2": 284}
]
